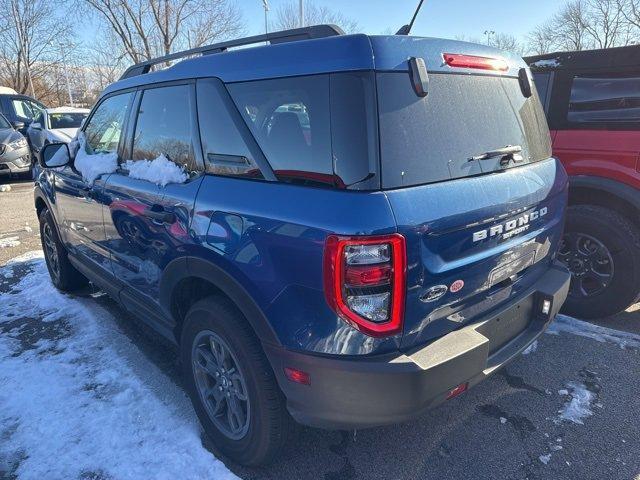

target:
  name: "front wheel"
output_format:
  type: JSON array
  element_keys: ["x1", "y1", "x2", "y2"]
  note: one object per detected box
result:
[
  {"x1": 558, "y1": 205, "x2": 640, "y2": 319},
  {"x1": 39, "y1": 209, "x2": 88, "y2": 292},
  {"x1": 181, "y1": 296, "x2": 292, "y2": 466}
]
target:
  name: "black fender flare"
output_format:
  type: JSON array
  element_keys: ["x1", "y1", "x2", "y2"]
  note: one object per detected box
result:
[
  {"x1": 159, "y1": 256, "x2": 281, "y2": 347},
  {"x1": 34, "y1": 184, "x2": 63, "y2": 238},
  {"x1": 569, "y1": 175, "x2": 640, "y2": 214}
]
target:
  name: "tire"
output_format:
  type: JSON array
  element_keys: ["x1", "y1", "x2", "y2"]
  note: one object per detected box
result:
[
  {"x1": 39, "y1": 208, "x2": 89, "y2": 292},
  {"x1": 558, "y1": 205, "x2": 640, "y2": 319},
  {"x1": 181, "y1": 296, "x2": 292, "y2": 466}
]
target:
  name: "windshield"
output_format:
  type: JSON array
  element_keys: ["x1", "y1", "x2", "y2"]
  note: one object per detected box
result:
[
  {"x1": 0, "y1": 114, "x2": 10, "y2": 129},
  {"x1": 49, "y1": 112, "x2": 88, "y2": 130}
]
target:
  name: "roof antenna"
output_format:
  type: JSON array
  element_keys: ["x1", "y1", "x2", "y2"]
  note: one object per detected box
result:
[{"x1": 396, "y1": 0, "x2": 425, "y2": 35}]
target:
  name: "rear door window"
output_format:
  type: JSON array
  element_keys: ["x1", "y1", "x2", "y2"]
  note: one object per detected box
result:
[
  {"x1": 568, "y1": 73, "x2": 640, "y2": 128},
  {"x1": 132, "y1": 84, "x2": 198, "y2": 173}
]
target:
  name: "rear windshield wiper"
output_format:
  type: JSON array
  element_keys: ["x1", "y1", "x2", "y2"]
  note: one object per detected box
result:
[{"x1": 468, "y1": 145, "x2": 523, "y2": 162}]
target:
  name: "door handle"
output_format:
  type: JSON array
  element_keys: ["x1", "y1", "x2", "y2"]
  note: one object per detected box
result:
[{"x1": 144, "y1": 205, "x2": 175, "y2": 224}]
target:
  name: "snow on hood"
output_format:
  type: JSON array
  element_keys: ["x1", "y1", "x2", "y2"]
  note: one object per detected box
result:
[{"x1": 49, "y1": 128, "x2": 78, "y2": 142}]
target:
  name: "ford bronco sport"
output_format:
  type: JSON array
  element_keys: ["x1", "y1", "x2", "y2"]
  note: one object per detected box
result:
[
  {"x1": 35, "y1": 26, "x2": 570, "y2": 465},
  {"x1": 527, "y1": 46, "x2": 640, "y2": 319}
]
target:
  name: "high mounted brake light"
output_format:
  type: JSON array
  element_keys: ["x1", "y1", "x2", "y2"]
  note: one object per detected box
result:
[
  {"x1": 443, "y1": 53, "x2": 509, "y2": 72},
  {"x1": 323, "y1": 234, "x2": 406, "y2": 337}
]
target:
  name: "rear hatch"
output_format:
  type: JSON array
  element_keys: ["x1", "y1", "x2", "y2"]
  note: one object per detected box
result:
[{"x1": 372, "y1": 38, "x2": 568, "y2": 349}]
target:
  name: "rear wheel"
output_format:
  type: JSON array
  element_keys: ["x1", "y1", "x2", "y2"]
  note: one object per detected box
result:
[
  {"x1": 558, "y1": 205, "x2": 640, "y2": 319},
  {"x1": 39, "y1": 209, "x2": 88, "y2": 292},
  {"x1": 181, "y1": 296, "x2": 292, "y2": 466}
]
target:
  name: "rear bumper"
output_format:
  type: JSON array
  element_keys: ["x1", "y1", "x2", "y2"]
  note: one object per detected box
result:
[{"x1": 265, "y1": 263, "x2": 570, "y2": 430}]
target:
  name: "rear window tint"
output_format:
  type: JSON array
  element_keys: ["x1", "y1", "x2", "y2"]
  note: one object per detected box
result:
[
  {"x1": 569, "y1": 74, "x2": 640, "y2": 126},
  {"x1": 377, "y1": 73, "x2": 551, "y2": 189},
  {"x1": 227, "y1": 73, "x2": 378, "y2": 189}
]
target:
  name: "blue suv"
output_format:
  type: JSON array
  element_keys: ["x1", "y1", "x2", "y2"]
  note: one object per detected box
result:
[{"x1": 35, "y1": 26, "x2": 571, "y2": 465}]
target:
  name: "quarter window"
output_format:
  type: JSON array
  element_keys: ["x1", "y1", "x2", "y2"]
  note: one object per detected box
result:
[
  {"x1": 132, "y1": 85, "x2": 197, "y2": 172},
  {"x1": 84, "y1": 92, "x2": 133, "y2": 154},
  {"x1": 228, "y1": 75, "x2": 334, "y2": 187},
  {"x1": 569, "y1": 74, "x2": 640, "y2": 127}
]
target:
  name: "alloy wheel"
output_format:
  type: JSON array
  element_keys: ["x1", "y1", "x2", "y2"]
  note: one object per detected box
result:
[
  {"x1": 192, "y1": 330, "x2": 251, "y2": 440},
  {"x1": 558, "y1": 232, "x2": 614, "y2": 298}
]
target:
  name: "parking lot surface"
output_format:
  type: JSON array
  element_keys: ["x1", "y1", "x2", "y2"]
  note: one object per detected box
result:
[{"x1": 1, "y1": 178, "x2": 639, "y2": 480}]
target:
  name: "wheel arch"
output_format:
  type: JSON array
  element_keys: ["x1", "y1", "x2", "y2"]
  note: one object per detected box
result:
[
  {"x1": 568, "y1": 176, "x2": 640, "y2": 226},
  {"x1": 160, "y1": 256, "x2": 281, "y2": 347}
]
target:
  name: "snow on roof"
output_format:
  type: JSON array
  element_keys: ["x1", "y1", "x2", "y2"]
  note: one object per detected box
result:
[
  {"x1": 46, "y1": 106, "x2": 90, "y2": 114},
  {"x1": 0, "y1": 86, "x2": 18, "y2": 94}
]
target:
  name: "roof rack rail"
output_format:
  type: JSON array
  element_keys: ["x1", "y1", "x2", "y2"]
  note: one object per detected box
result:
[{"x1": 119, "y1": 24, "x2": 345, "y2": 80}]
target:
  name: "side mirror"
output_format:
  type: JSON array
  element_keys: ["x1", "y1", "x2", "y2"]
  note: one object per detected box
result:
[
  {"x1": 40, "y1": 143, "x2": 70, "y2": 168},
  {"x1": 12, "y1": 121, "x2": 25, "y2": 130},
  {"x1": 30, "y1": 122, "x2": 42, "y2": 130}
]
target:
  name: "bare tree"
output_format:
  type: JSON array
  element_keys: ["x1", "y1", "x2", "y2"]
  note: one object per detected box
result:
[
  {"x1": 527, "y1": 0, "x2": 637, "y2": 55},
  {"x1": 488, "y1": 33, "x2": 524, "y2": 54},
  {"x1": 619, "y1": 0, "x2": 640, "y2": 41},
  {"x1": 82, "y1": 0, "x2": 244, "y2": 64},
  {"x1": 273, "y1": 1, "x2": 359, "y2": 33},
  {"x1": 527, "y1": 23, "x2": 558, "y2": 55},
  {"x1": 583, "y1": 0, "x2": 627, "y2": 48},
  {"x1": 0, "y1": 0, "x2": 72, "y2": 100}
]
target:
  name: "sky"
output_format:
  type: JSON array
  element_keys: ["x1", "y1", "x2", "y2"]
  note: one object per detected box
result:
[
  {"x1": 72, "y1": 0, "x2": 564, "y2": 48},
  {"x1": 238, "y1": 0, "x2": 562, "y2": 41}
]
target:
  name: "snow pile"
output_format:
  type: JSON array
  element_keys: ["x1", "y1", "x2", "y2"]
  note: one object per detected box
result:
[
  {"x1": 0, "y1": 185, "x2": 11, "y2": 192},
  {"x1": 522, "y1": 340, "x2": 538, "y2": 355},
  {"x1": 124, "y1": 155, "x2": 188, "y2": 187},
  {"x1": 0, "y1": 236, "x2": 20, "y2": 248},
  {"x1": 0, "y1": 252, "x2": 237, "y2": 480},
  {"x1": 557, "y1": 382, "x2": 594, "y2": 425},
  {"x1": 72, "y1": 132, "x2": 118, "y2": 184},
  {"x1": 547, "y1": 315, "x2": 640, "y2": 350}
]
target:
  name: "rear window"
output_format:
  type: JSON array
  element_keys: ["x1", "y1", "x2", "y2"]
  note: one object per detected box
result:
[
  {"x1": 227, "y1": 73, "x2": 378, "y2": 189},
  {"x1": 377, "y1": 73, "x2": 552, "y2": 189},
  {"x1": 569, "y1": 74, "x2": 640, "y2": 126}
]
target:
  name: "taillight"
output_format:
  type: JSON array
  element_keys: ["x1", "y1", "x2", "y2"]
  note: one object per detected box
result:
[
  {"x1": 323, "y1": 234, "x2": 406, "y2": 337},
  {"x1": 443, "y1": 53, "x2": 509, "y2": 72}
]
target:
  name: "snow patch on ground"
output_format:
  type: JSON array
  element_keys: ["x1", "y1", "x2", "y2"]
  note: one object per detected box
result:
[
  {"x1": 0, "y1": 236, "x2": 20, "y2": 248},
  {"x1": 547, "y1": 315, "x2": 640, "y2": 350},
  {"x1": 72, "y1": 132, "x2": 118, "y2": 184},
  {"x1": 0, "y1": 252, "x2": 237, "y2": 480},
  {"x1": 124, "y1": 155, "x2": 188, "y2": 187},
  {"x1": 522, "y1": 340, "x2": 538, "y2": 355},
  {"x1": 0, "y1": 185, "x2": 11, "y2": 192},
  {"x1": 557, "y1": 382, "x2": 594, "y2": 425},
  {"x1": 539, "y1": 453, "x2": 552, "y2": 465}
]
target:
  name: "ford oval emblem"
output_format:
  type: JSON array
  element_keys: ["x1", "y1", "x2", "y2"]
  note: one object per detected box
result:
[{"x1": 420, "y1": 285, "x2": 448, "y2": 303}]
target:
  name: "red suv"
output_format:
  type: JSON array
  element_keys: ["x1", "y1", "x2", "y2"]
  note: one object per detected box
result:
[{"x1": 526, "y1": 45, "x2": 640, "y2": 319}]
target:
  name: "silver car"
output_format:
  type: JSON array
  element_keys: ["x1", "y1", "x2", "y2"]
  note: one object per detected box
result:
[
  {"x1": 27, "y1": 107, "x2": 90, "y2": 157},
  {"x1": 0, "y1": 113, "x2": 30, "y2": 178}
]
